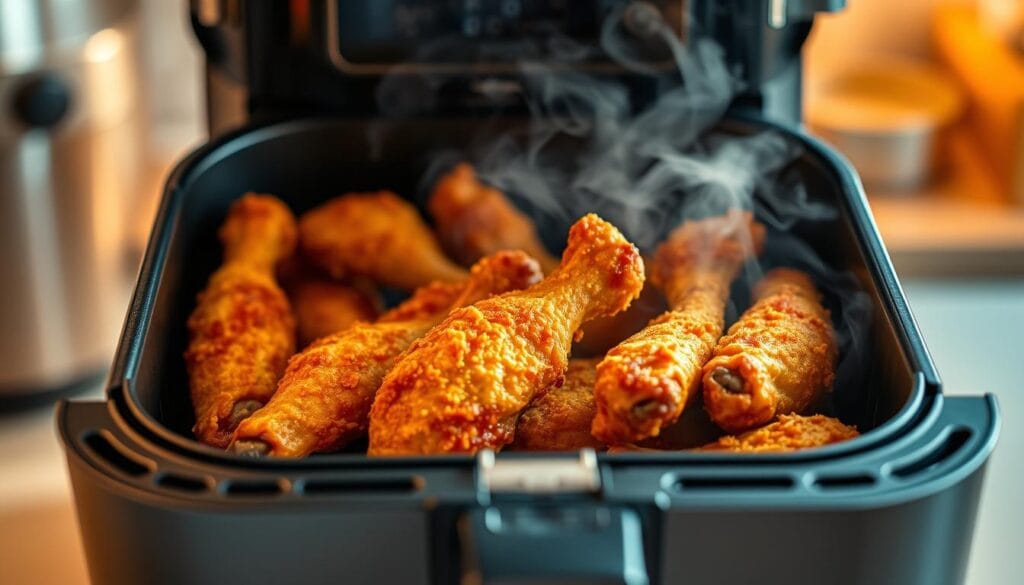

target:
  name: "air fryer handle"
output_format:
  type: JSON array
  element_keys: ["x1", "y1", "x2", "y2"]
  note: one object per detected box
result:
[
  {"x1": 459, "y1": 504, "x2": 649, "y2": 585},
  {"x1": 934, "y1": 394, "x2": 1001, "y2": 457}
]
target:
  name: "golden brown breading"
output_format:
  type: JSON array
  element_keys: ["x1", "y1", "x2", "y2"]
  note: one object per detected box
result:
[
  {"x1": 230, "y1": 251, "x2": 543, "y2": 457},
  {"x1": 429, "y1": 163, "x2": 560, "y2": 273},
  {"x1": 511, "y1": 359, "x2": 605, "y2": 451},
  {"x1": 696, "y1": 414, "x2": 858, "y2": 452},
  {"x1": 368, "y1": 214, "x2": 645, "y2": 456},
  {"x1": 185, "y1": 194, "x2": 298, "y2": 448},
  {"x1": 300, "y1": 191, "x2": 468, "y2": 290},
  {"x1": 376, "y1": 281, "x2": 464, "y2": 323},
  {"x1": 592, "y1": 210, "x2": 764, "y2": 445},
  {"x1": 702, "y1": 268, "x2": 837, "y2": 433}
]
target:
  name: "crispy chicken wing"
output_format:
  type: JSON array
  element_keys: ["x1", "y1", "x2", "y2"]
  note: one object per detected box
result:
[
  {"x1": 702, "y1": 268, "x2": 837, "y2": 433},
  {"x1": 230, "y1": 251, "x2": 542, "y2": 457},
  {"x1": 300, "y1": 191, "x2": 468, "y2": 290},
  {"x1": 592, "y1": 210, "x2": 765, "y2": 445},
  {"x1": 369, "y1": 214, "x2": 645, "y2": 456},
  {"x1": 696, "y1": 414, "x2": 857, "y2": 452},
  {"x1": 511, "y1": 358, "x2": 605, "y2": 451},
  {"x1": 185, "y1": 194, "x2": 298, "y2": 448},
  {"x1": 429, "y1": 163, "x2": 560, "y2": 273},
  {"x1": 280, "y1": 258, "x2": 381, "y2": 347}
]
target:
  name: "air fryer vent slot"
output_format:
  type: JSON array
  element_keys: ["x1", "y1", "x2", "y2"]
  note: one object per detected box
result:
[
  {"x1": 893, "y1": 427, "x2": 973, "y2": 479},
  {"x1": 675, "y1": 476, "x2": 794, "y2": 491},
  {"x1": 83, "y1": 431, "x2": 152, "y2": 478},
  {"x1": 301, "y1": 477, "x2": 422, "y2": 496},
  {"x1": 813, "y1": 473, "x2": 876, "y2": 489},
  {"x1": 156, "y1": 473, "x2": 210, "y2": 493},
  {"x1": 224, "y1": 480, "x2": 285, "y2": 496}
]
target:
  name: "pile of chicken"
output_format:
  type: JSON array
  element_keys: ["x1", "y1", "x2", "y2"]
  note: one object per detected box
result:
[{"x1": 185, "y1": 163, "x2": 858, "y2": 457}]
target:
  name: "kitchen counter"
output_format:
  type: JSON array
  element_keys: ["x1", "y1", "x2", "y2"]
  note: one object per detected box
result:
[
  {"x1": 0, "y1": 278, "x2": 1020, "y2": 585},
  {"x1": 867, "y1": 129, "x2": 1024, "y2": 277}
]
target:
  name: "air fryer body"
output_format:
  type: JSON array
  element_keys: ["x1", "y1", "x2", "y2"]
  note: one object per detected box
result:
[
  {"x1": 57, "y1": 3, "x2": 1001, "y2": 585},
  {"x1": 57, "y1": 115, "x2": 998, "y2": 585}
]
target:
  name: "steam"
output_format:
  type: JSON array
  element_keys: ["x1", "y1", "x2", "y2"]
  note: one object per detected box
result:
[{"x1": 464, "y1": 8, "x2": 836, "y2": 251}]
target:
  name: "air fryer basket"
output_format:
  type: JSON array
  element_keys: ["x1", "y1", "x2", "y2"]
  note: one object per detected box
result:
[{"x1": 59, "y1": 116, "x2": 998, "y2": 585}]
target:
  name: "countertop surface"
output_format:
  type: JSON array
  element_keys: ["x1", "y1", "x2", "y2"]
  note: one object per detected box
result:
[{"x1": 0, "y1": 277, "x2": 1021, "y2": 584}]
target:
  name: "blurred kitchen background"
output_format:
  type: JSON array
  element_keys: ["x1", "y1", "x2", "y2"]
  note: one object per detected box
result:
[{"x1": 0, "y1": 0, "x2": 1021, "y2": 583}]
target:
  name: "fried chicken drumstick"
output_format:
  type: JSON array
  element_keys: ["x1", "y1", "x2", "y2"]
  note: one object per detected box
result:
[
  {"x1": 702, "y1": 268, "x2": 837, "y2": 433},
  {"x1": 511, "y1": 358, "x2": 605, "y2": 451},
  {"x1": 300, "y1": 191, "x2": 468, "y2": 291},
  {"x1": 230, "y1": 251, "x2": 542, "y2": 457},
  {"x1": 368, "y1": 214, "x2": 645, "y2": 455},
  {"x1": 592, "y1": 210, "x2": 765, "y2": 445},
  {"x1": 696, "y1": 414, "x2": 857, "y2": 452},
  {"x1": 430, "y1": 162, "x2": 661, "y2": 356},
  {"x1": 280, "y1": 258, "x2": 380, "y2": 347},
  {"x1": 185, "y1": 195, "x2": 298, "y2": 448},
  {"x1": 429, "y1": 163, "x2": 560, "y2": 273}
]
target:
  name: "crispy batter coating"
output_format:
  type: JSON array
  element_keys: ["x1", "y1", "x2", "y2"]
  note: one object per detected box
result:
[
  {"x1": 429, "y1": 163, "x2": 560, "y2": 273},
  {"x1": 696, "y1": 414, "x2": 858, "y2": 452},
  {"x1": 369, "y1": 214, "x2": 645, "y2": 455},
  {"x1": 511, "y1": 359, "x2": 605, "y2": 451},
  {"x1": 230, "y1": 251, "x2": 543, "y2": 457},
  {"x1": 592, "y1": 210, "x2": 765, "y2": 445},
  {"x1": 185, "y1": 194, "x2": 298, "y2": 448},
  {"x1": 702, "y1": 268, "x2": 837, "y2": 433},
  {"x1": 377, "y1": 281, "x2": 464, "y2": 323},
  {"x1": 300, "y1": 191, "x2": 468, "y2": 290},
  {"x1": 280, "y1": 259, "x2": 381, "y2": 347}
]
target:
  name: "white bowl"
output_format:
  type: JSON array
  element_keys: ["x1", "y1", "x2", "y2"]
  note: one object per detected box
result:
[{"x1": 807, "y1": 60, "x2": 965, "y2": 192}]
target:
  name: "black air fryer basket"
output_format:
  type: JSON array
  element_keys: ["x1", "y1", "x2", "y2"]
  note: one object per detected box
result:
[{"x1": 58, "y1": 114, "x2": 998, "y2": 585}]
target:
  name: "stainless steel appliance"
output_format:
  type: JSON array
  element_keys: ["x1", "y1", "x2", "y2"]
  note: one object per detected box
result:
[{"x1": 0, "y1": 0, "x2": 141, "y2": 401}]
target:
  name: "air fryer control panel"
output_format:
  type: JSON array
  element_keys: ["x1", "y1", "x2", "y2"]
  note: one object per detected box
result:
[
  {"x1": 191, "y1": 0, "x2": 845, "y2": 132},
  {"x1": 327, "y1": 0, "x2": 685, "y2": 73}
]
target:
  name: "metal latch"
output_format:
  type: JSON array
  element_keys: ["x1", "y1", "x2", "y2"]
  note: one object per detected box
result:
[{"x1": 477, "y1": 449, "x2": 601, "y2": 496}]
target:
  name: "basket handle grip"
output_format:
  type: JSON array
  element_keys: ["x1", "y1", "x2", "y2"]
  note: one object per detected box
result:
[{"x1": 458, "y1": 504, "x2": 649, "y2": 585}]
